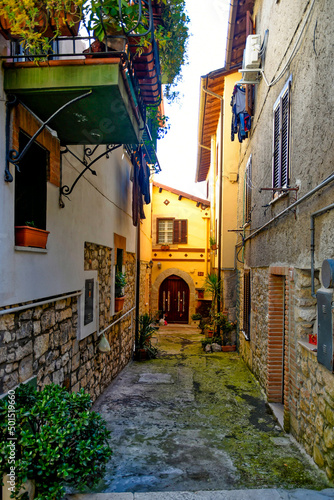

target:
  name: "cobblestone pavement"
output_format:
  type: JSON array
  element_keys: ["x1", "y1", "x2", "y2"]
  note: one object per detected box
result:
[{"x1": 72, "y1": 325, "x2": 334, "y2": 498}]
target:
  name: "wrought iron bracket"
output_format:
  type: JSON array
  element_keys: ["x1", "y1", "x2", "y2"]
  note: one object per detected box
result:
[
  {"x1": 59, "y1": 143, "x2": 122, "y2": 207},
  {"x1": 4, "y1": 90, "x2": 92, "y2": 183}
]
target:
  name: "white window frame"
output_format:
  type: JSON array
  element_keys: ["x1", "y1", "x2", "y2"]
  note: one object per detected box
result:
[
  {"x1": 78, "y1": 270, "x2": 99, "y2": 340},
  {"x1": 272, "y1": 75, "x2": 292, "y2": 191}
]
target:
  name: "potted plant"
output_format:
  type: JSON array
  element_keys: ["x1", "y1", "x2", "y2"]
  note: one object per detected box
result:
[
  {"x1": 134, "y1": 313, "x2": 158, "y2": 360},
  {"x1": 0, "y1": 0, "x2": 83, "y2": 53},
  {"x1": 87, "y1": 0, "x2": 189, "y2": 92},
  {"x1": 15, "y1": 221, "x2": 50, "y2": 249},
  {"x1": 204, "y1": 273, "x2": 221, "y2": 336},
  {"x1": 115, "y1": 269, "x2": 127, "y2": 312},
  {"x1": 0, "y1": 383, "x2": 112, "y2": 500},
  {"x1": 213, "y1": 312, "x2": 236, "y2": 351},
  {"x1": 209, "y1": 236, "x2": 217, "y2": 250},
  {"x1": 191, "y1": 312, "x2": 202, "y2": 327}
]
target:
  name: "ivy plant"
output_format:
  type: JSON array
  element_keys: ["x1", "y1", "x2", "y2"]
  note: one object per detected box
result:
[{"x1": 0, "y1": 383, "x2": 112, "y2": 500}]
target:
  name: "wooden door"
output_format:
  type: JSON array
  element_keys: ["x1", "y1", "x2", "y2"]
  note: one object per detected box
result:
[{"x1": 159, "y1": 275, "x2": 189, "y2": 324}]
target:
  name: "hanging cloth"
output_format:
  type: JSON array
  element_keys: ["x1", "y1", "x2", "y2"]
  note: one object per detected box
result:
[{"x1": 230, "y1": 85, "x2": 251, "y2": 143}]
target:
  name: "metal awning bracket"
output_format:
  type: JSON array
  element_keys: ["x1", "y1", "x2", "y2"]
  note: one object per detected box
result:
[
  {"x1": 4, "y1": 90, "x2": 92, "y2": 183},
  {"x1": 59, "y1": 143, "x2": 122, "y2": 207}
]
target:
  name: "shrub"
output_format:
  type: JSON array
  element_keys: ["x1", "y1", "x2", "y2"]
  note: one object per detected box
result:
[{"x1": 0, "y1": 384, "x2": 112, "y2": 500}]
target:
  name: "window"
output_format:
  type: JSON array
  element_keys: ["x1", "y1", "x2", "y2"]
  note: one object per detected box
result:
[
  {"x1": 272, "y1": 77, "x2": 291, "y2": 190},
  {"x1": 157, "y1": 219, "x2": 174, "y2": 244},
  {"x1": 243, "y1": 270, "x2": 251, "y2": 341},
  {"x1": 157, "y1": 219, "x2": 187, "y2": 244},
  {"x1": 15, "y1": 132, "x2": 48, "y2": 229},
  {"x1": 245, "y1": 155, "x2": 252, "y2": 224}
]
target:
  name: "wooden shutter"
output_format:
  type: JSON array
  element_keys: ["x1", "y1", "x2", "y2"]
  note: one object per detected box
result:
[
  {"x1": 245, "y1": 11, "x2": 254, "y2": 116},
  {"x1": 173, "y1": 219, "x2": 187, "y2": 244},
  {"x1": 273, "y1": 79, "x2": 291, "y2": 189},
  {"x1": 245, "y1": 156, "x2": 252, "y2": 224},
  {"x1": 243, "y1": 270, "x2": 251, "y2": 340},
  {"x1": 180, "y1": 220, "x2": 187, "y2": 243}
]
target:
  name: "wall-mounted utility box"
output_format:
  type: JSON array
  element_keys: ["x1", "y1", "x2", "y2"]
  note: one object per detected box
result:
[{"x1": 317, "y1": 288, "x2": 334, "y2": 371}]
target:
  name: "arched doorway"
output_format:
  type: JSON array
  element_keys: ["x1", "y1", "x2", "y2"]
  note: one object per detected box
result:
[{"x1": 159, "y1": 275, "x2": 189, "y2": 324}]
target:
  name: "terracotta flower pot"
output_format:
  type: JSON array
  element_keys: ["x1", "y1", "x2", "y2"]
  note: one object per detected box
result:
[
  {"x1": 15, "y1": 226, "x2": 49, "y2": 249},
  {"x1": 115, "y1": 296, "x2": 125, "y2": 313},
  {"x1": 0, "y1": 3, "x2": 81, "y2": 40},
  {"x1": 222, "y1": 345, "x2": 237, "y2": 352}
]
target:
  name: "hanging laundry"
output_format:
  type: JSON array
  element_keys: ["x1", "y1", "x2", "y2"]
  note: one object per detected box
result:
[{"x1": 230, "y1": 85, "x2": 251, "y2": 143}]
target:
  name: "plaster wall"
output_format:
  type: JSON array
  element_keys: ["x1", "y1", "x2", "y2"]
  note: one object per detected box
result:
[
  {"x1": 0, "y1": 139, "x2": 137, "y2": 307},
  {"x1": 236, "y1": 0, "x2": 334, "y2": 270}
]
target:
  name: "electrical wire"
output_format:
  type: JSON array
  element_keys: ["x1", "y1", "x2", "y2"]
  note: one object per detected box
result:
[{"x1": 266, "y1": 0, "x2": 316, "y2": 87}]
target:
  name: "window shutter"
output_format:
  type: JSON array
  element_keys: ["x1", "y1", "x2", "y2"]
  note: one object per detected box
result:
[
  {"x1": 281, "y1": 88, "x2": 290, "y2": 187},
  {"x1": 180, "y1": 220, "x2": 187, "y2": 244},
  {"x1": 273, "y1": 103, "x2": 281, "y2": 188},
  {"x1": 273, "y1": 79, "x2": 291, "y2": 189},
  {"x1": 243, "y1": 270, "x2": 251, "y2": 340},
  {"x1": 245, "y1": 11, "x2": 254, "y2": 116},
  {"x1": 173, "y1": 220, "x2": 187, "y2": 243}
]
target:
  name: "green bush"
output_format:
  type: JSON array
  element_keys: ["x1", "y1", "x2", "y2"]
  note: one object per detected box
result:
[
  {"x1": 0, "y1": 384, "x2": 112, "y2": 500},
  {"x1": 191, "y1": 313, "x2": 202, "y2": 321}
]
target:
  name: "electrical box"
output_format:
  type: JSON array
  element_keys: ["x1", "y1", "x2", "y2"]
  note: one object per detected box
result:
[{"x1": 317, "y1": 288, "x2": 334, "y2": 371}]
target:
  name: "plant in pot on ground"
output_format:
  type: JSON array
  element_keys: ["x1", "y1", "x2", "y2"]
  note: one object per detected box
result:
[
  {"x1": 203, "y1": 272, "x2": 221, "y2": 336},
  {"x1": 0, "y1": 383, "x2": 112, "y2": 500},
  {"x1": 135, "y1": 313, "x2": 158, "y2": 360}
]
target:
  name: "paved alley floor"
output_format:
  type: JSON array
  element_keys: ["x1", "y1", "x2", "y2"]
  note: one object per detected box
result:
[{"x1": 85, "y1": 325, "x2": 333, "y2": 496}]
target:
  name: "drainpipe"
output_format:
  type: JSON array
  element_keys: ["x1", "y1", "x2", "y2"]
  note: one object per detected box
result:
[
  {"x1": 241, "y1": 172, "x2": 334, "y2": 244},
  {"x1": 311, "y1": 203, "x2": 334, "y2": 297},
  {"x1": 135, "y1": 221, "x2": 141, "y2": 347},
  {"x1": 217, "y1": 99, "x2": 224, "y2": 315},
  {"x1": 202, "y1": 87, "x2": 224, "y2": 319}
]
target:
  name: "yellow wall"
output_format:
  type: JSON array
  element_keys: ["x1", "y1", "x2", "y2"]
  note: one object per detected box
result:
[
  {"x1": 151, "y1": 185, "x2": 210, "y2": 287},
  {"x1": 208, "y1": 72, "x2": 240, "y2": 271},
  {"x1": 150, "y1": 184, "x2": 211, "y2": 320},
  {"x1": 220, "y1": 72, "x2": 240, "y2": 269}
]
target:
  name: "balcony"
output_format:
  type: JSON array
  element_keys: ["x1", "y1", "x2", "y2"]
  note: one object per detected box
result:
[{"x1": 1, "y1": 1, "x2": 162, "y2": 146}]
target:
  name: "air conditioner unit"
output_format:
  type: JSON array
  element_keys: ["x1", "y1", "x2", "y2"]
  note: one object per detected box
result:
[{"x1": 240, "y1": 34, "x2": 262, "y2": 84}]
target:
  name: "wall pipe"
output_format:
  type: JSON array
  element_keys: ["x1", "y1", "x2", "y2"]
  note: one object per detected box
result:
[
  {"x1": 202, "y1": 87, "x2": 224, "y2": 321},
  {"x1": 311, "y1": 203, "x2": 334, "y2": 297},
  {"x1": 235, "y1": 172, "x2": 334, "y2": 247},
  {"x1": 0, "y1": 291, "x2": 82, "y2": 316}
]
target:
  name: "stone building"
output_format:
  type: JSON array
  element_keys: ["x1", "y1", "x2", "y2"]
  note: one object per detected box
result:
[
  {"x1": 0, "y1": 5, "x2": 162, "y2": 400},
  {"x1": 225, "y1": 0, "x2": 334, "y2": 479},
  {"x1": 150, "y1": 182, "x2": 210, "y2": 324}
]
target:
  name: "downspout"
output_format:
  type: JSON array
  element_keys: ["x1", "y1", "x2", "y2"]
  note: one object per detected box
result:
[
  {"x1": 217, "y1": 98, "x2": 224, "y2": 314},
  {"x1": 202, "y1": 87, "x2": 224, "y2": 327},
  {"x1": 311, "y1": 203, "x2": 334, "y2": 297},
  {"x1": 135, "y1": 221, "x2": 141, "y2": 349}
]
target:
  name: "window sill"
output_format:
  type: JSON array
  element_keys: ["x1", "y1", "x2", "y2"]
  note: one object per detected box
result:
[
  {"x1": 268, "y1": 191, "x2": 289, "y2": 206},
  {"x1": 298, "y1": 340, "x2": 317, "y2": 355},
  {"x1": 15, "y1": 246, "x2": 48, "y2": 254}
]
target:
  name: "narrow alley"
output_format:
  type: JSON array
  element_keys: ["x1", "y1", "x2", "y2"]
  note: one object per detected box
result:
[{"x1": 72, "y1": 326, "x2": 333, "y2": 499}]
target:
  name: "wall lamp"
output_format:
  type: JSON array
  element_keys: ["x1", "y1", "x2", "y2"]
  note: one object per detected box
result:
[{"x1": 157, "y1": 262, "x2": 162, "y2": 269}]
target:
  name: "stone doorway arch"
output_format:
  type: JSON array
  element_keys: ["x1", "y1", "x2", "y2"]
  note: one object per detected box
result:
[{"x1": 151, "y1": 268, "x2": 196, "y2": 324}]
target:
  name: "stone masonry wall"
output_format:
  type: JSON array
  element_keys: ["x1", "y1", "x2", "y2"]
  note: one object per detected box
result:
[
  {"x1": 291, "y1": 269, "x2": 334, "y2": 480},
  {"x1": 0, "y1": 246, "x2": 136, "y2": 401},
  {"x1": 239, "y1": 268, "x2": 269, "y2": 391}
]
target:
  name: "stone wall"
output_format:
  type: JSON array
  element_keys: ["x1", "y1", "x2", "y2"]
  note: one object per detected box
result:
[
  {"x1": 139, "y1": 261, "x2": 152, "y2": 316},
  {"x1": 0, "y1": 246, "x2": 136, "y2": 401},
  {"x1": 238, "y1": 265, "x2": 334, "y2": 479},
  {"x1": 238, "y1": 268, "x2": 269, "y2": 391}
]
